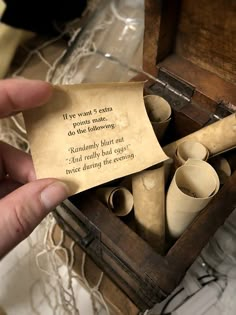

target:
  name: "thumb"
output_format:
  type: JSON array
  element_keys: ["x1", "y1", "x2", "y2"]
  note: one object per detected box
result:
[{"x1": 0, "y1": 178, "x2": 69, "y2": 258}]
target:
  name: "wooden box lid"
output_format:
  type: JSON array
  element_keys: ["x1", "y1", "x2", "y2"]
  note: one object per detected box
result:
[{"x1": 143, "y1": 0, "x2": 236, "y2": 111}]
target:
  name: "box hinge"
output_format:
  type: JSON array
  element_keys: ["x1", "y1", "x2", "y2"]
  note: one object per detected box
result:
[
  {"x1": 54, "y1": 200, "x2": 102, "y2": 258},
  {"x1": 147, "y1": 67, "x2": 195, "y2": 111},
  {"x1": 207, "y1": 100, "x2": 235, "y2": 125}
]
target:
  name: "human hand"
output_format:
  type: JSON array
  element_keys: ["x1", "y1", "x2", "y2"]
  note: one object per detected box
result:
[{"x1": 0, "y1": 79, "x2": 69, "y2": 258}]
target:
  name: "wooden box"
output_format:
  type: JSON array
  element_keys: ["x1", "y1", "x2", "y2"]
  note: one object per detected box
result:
[{"x1": 54, "y1": 0, "x2": 236, "y2": 312}]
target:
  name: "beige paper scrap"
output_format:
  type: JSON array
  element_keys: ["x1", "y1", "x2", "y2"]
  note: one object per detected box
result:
[
  {"x1": 132, "y1": 166, "x2": 165, "y2": 253},
  {"x1": 96, "y1": 186, "x2": 133, "y2": 217},
  {"x1": 0, "y1": 0, "x2": 6, "y2": 17},
  {"x1": 163, "y1": 113, "x2": 236, "y2": 158},
  {"x1": 166, "y1": 159, "x2": 220, "y2": 238},
  {"x1": 24, "y1": 82, "x2": 169, "y2": 195},
  {"x1": 174, "y1": 140, "x2": 209, "y2": 168},
  {"x1": 210, "y1": 156, "x2": 232, "y2": 185},
  {"x1": 0, "y1": 23, "x2": 35, "y2": 78},
  {"x1": 144, "y1": 95, "x2": 171, "y2": 141}
]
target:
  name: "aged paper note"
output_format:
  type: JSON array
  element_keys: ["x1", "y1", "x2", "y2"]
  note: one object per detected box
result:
[{"x1": 24, "y1": 82, "x2": 169, "y2": 195}]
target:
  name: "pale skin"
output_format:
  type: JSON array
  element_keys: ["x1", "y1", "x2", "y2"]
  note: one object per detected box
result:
[{"x1": 0, "y1": 78, "x2": 69, "y2": 258}]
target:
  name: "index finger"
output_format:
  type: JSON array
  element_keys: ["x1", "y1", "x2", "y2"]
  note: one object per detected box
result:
[{"x1": 0, "y1": 79, "x2": 53, "y2": 118}]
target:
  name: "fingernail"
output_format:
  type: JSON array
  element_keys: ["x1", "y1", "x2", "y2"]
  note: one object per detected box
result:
[{"x1": 40, "y1": 181, "x2": 69, "y2": 211}]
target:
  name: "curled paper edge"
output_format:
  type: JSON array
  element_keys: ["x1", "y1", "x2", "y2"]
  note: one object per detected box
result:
[
  {"x1": 166, "y1": 159, "x2": 220, "y2": 238},
  {"x1": 96, "y1": 186, "x2": 134, "y2": 217}
]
